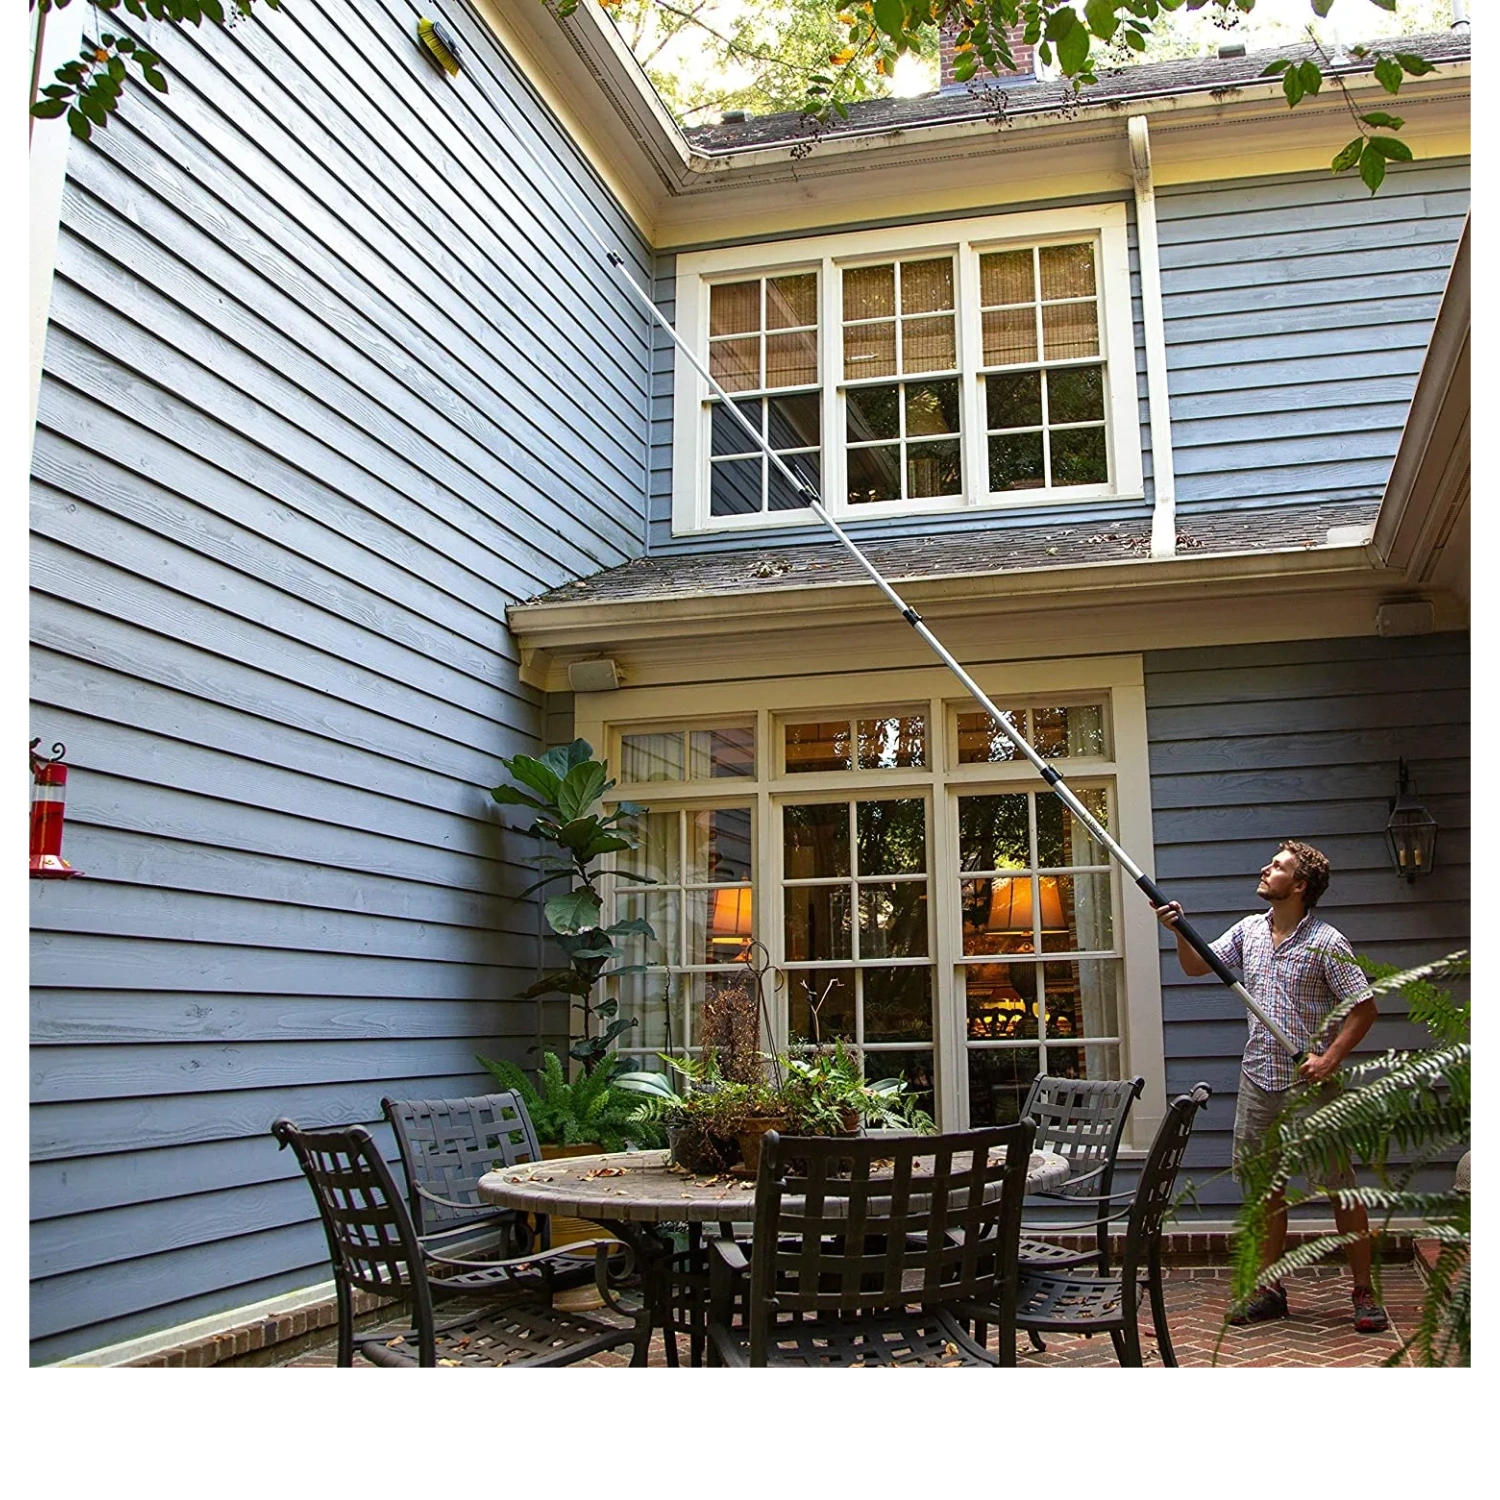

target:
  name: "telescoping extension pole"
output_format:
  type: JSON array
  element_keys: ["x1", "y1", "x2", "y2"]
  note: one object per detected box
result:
[{"x1": 604, "y1": 252, "x2": 1300, "y2": 1059}]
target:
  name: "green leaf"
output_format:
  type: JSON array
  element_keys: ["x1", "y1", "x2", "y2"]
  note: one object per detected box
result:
[
  {"x1": 579, "y1": 832, "x2": 632, "y2": 859},
  {"x1": 142, "y1": 67, "x2": 169, "y2": 93},
  {"x1": 1366, "y1": 135, "x2": 1413, "y2": 162},
  {"x1": 1394, "y1": 53, "x2": 1436, "y2": 77},
  {"x1": 488, "y1": 784, "x2": 550, "y2": 813},
  {"x1": 1055, "y1": 15, "x2": 1090, "y2": 76},
  {"x1": 605, "y1": 917, "x2": 655, "y2": 937},
  {"x1": 953, "y1": 52, "x2": 977, "y2": 83},
  {"x1": 1297, "y1": 61, "x2": 1322, "y2": 96},
  {"x1": 556, "y1": 761, "x2": 609, "y2": 823},
  {"x1": 1360, "y1": 112, "x2": 1404, "y2": 130},
  {"x1": 1373, "y1": 56, "x2": 1403, "y2": 94},
  {"x1": 30, "y1": 99, "x2": 70, "y2": 119},
  {"x1": 202, "y1": 0, "x2": 225, "y2": 22},
  {"x1": 545, "y1": 887, "x2": 603, "y2": 934},
  {"x1": 1084, "y1": 0, "x2": 1119, "y2": 42},
  {"x1": 537, "y1": 738, "x2": 597, "y2": 781},
  {"x1": 1331, "y1": 137, "x2": 1364, "y2": 174},
  {"x1": 67, "y1": 106, "x2": 92, "y2": 140},
  {"x1": 1359, "y1": 144, "x2": 1387, "y2": 195},
  {"x1": 871, "y1": 0, "x2": 905, "y2": 40},
  {"x1": 1367, "y1": 0, "x2": 1398, "y2": 9},
  {"x1": 1311, "y1": 0, "x2": 1335, "y2": 14},
  {"x1": 555, "y1": 815, "x2": 606, "y2": 851},
  {"x1": 1282, "y1": 68, "x2": 1305, "y2": 107},
  {"x1": 499, "y1": 753, "x2": 562, "y2": 804}
]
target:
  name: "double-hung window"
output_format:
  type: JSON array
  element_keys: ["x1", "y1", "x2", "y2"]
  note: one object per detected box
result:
[{"x1": 672, "y1": 205, "x2": 1141, "y2": 534}]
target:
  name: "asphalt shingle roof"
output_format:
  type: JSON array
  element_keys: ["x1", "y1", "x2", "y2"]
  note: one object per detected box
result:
[
  {"x1": 519, "y1": 499, "x2": 1380, "y2": 609},
  {"x1": 683, "y1": 30, "x2": 1469, "y2": 153}
]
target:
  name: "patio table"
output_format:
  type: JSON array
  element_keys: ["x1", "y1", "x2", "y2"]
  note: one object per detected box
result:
[{"x1": 478, "y1": 1144, "x2": 1071, "y2": 1364}]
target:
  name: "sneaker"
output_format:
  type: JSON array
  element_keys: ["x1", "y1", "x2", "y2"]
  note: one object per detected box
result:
[
  {"x1": 1352, "y1": 1286, "x2": 1389, "y2": 1334},
  {"x1": 1227, "y1": 1283, "x2": 1288, "y2": 1325}
]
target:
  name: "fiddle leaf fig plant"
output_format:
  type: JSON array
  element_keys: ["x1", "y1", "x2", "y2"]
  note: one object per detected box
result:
[{"x1": 490, "y1": 739, "x2": 654, "y2": 1074}]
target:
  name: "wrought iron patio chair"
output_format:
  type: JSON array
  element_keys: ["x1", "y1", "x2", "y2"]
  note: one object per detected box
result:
[
  {"x1": 1010, "y1": 1083, "x2": 1211, "y2": 1368},
  {"x1": 1015, "y1": 1074, "x2": 1146, "y2": 1278},
  {"x1": 382, "y1": 1092, "x2": 541, "y2": 1257},
  {"x1": 272, "y1": 1117, "x2": 650, "y2": 1368},
  {"x1": 705, "y1": 1122, "x2": 1035, "y2": 1368}
]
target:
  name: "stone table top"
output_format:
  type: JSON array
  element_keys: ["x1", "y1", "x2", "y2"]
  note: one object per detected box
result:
[{"x1": 478, "y1": 1146, "x2": 1071, "y2": 1226}]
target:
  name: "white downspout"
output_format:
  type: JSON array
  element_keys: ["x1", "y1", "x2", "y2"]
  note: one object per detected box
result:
[{"x1": 1128, "y1": 114, "x2": 1177, "y2": 559}]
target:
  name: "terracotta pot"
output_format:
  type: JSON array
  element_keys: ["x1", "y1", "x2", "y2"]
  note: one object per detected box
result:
[
  {"x1": 734, "y1": 1115, "x2": 788, "y2": 1178},
  {"x1": 667, "y1": 1124, "x2": 738, "y2": 1175},
  {"x1": 538, "y1": 1142, "x2": 613, "y2": 1311}
]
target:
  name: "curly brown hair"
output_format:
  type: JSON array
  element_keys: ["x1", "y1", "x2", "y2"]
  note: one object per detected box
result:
[{"x1": 1278, "y1": 839, "x2": 1331, "y2": 908}]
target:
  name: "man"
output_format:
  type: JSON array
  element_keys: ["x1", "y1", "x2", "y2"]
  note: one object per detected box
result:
[{"x1": 1154, "y1": 841, "x2": 1389, "y2": 1333}]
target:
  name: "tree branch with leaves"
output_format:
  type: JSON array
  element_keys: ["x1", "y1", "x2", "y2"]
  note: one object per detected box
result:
[{"x1": 30, "y1": 0, "x2": 281, "y2": 142}]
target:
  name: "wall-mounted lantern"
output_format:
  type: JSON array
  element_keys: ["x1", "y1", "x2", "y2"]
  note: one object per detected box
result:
[
  {"x1": 30, "y1": 739, "x2": 82, "y2": 879},
  {"x1": 1385, "y1": 759, "x2": 1437, "y2": 883}
]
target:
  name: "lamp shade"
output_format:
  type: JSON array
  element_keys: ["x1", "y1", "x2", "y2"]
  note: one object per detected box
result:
[
  {"x1": 985, "y1": 876, "x2": 1066, "y2": 933},
  {"x1": 709, "y1": 886, "x2": 754, "y2": 944}
]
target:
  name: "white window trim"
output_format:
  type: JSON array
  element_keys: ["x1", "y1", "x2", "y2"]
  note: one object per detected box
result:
[
  {"x1": 670, "y1": 204, "x2": 1143, "y2": 537},
  {"x1": 575, "y1": 653, "x2": 1166, "y2": 1145}
]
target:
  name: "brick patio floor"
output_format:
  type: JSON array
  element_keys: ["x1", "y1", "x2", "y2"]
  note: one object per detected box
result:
[{"x1": 253, "y1": 1260, "x2": 1430, "y2": 1369}]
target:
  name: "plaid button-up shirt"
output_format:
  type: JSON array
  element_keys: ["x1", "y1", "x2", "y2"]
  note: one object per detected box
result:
[{"x1": 1210, "y1": 910, "x2": 1373, "y2": 1091}]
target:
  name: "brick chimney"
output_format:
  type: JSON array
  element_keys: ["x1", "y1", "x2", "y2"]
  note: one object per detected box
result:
[{"x1": 939, "y1": 18, "x2": 1036, "y2": 90}]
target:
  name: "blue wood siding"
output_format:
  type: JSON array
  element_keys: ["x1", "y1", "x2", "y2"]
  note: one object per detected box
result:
[
  {"x1": 647, "y1": 193, "x2": 1153, "y2": 553},
  {"x1": 1158, "y1": 160, "x2": 1469, "y2": 516},
  {"x1": 29, "y1": 0, "x2": 650, "y2": 1362},
  {"x1": 1144, "y1": 632, "x2": 1469, "y2": 1214}
]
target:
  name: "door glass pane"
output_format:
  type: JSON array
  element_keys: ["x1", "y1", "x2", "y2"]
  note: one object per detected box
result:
[
  {"x1": 692, "y1": 888, "x2": 754, "y2": 965},
  {"x1": 767, "y1": 393, "x2": 820, "y2": 448},
  {"x1": 956, "y1": 709, "x2": 1028, "y2": 764},
  {"x1": 619, "y1": 810, "x2": 678, "y2": 884},
  {"x1": 857, "y1": 797, "x2": 927, "y2": 874},
  {"x1": 619, "y1": 732, "x2": 685, "y2": 784},
  {"x1": 789, "y1": 968, "x2": 856, "y2": 1042},
  {"x1": 863, "y1": 967, "x2": 932, "y2": 1043},
  {"x1": 691, "y1": 807, "x2": 753, "y2": 883},
  {"x1": 1044, "y1": 959, "x2": 1119, "y2": 1040},
  {"x1": 857, "y1": 883, "x2": 928, "y2": 958},
  {"x1": 783, "y1": 802, "x2": 851, "y2": 876},
  {"x1": 688, "y1": 726, "x2": 756, "y2": 779},
  {"x1": 1046, "y1": 1042, "x2": 1122, "y2": 1082},
  {"x1": 711, "y1": 399, "x2": 758, "y2": 456},
  {"x1": 866, "y1": 1047, "x2": 935, "y2": 1122},
  {"x1": 1041, "y1": 874, "x2": 1113, "y2": 953},
  {"x1": 1032, "y1": 704, "x2": 1106, "y2": 759},
  {"x1": 968, "y1": 1047, "x2": 1041, "y2": 1126},
  {"x1": 959, "y1": 794, "x2": 1030, "y2": 871},
  {"x1": 966, "y1": 964, "x2": 1040, "y2": 1040},
  {"x1": 784, "y1": 885, "x2": 852, "y2": 961},
  {"x1": 857, "y1": 716, "x2": 926, "y2": 770},
  {"x1": 618, "y1": 890, "x2": 677, "y2": 967},
  {"x1": 785, "y1": 723, "x2": 854, "y2": 775}
]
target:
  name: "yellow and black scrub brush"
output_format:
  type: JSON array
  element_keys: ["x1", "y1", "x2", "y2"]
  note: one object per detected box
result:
[{"x1": 417, "y1": 18, "x2": 462, "y2": 78}]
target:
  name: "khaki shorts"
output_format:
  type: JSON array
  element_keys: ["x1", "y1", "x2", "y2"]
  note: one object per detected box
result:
[{"x1": 1232, "y1": 1074, "x2": 1356, "y2": 1192}]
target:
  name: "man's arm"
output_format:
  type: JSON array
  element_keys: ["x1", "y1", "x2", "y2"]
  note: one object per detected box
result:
[
  {"x1": 1299, "y1": 996, "x2": 1378, "y2": 1083},
  {"x1": 1153, "y1": 901, "x2": 1213, "y2": 977}
]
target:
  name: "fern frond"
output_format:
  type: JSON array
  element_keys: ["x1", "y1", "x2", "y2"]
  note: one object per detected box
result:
[
  {"x1": 1261, "y1": 1230, "x2": 1367, "y2": 1287},
  {"x1": 476, "y1": 1054, "x2": 541, "y2": 1112}
]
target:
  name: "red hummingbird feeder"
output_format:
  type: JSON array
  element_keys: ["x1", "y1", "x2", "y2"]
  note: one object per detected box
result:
[{"x1": 30, "y1": 739, "x2": 82, "y2": 879}]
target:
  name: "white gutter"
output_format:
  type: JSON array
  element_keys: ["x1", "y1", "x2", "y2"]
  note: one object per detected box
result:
[{"x1": 1128, "y1": 115, "x2": 1176, "y2": 560}]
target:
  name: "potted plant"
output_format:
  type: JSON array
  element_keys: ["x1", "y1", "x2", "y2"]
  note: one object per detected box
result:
[
  {"x1": 778, "y1": 1039, "x2": 936, "y2": 1138},
  {"x1": 477, "y1": 1050, "x2": 664, "y2": 1155},
  {"x1": 619, "y1": 1054, "x2": 781, "y2": 1176},
  {"x1": 488, "y1": 738, "x2": 654, "y2": 1074}
]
